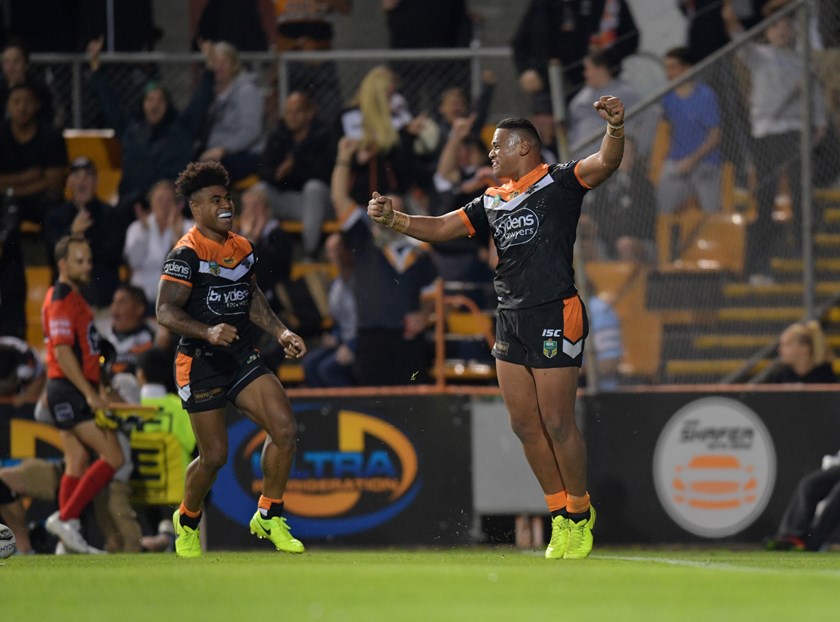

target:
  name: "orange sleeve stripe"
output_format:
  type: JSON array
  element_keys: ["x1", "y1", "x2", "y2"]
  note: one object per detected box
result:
[
  {"x1": 457, "y1": 209, "x2": 476, "y2": 237},
  {"x1": 161, "y1": 275, "x2": 193, "y2": 287},
  {"x1": 574, "y1": 161, "x2": 593, "y2": 189}
]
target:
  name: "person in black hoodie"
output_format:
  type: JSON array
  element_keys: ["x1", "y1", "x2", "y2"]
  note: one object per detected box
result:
[
  {"x1": 764, "y1": 321, "x2": 839, "y2": 384},
  {"x1": 86, "y1": 36, "x2": 215, "y2": 215}
]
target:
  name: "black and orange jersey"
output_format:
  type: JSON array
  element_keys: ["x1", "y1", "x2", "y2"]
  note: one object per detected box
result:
[
  {"x1": 460, "y1": 161, "x2": 591, "y2": 310},
  {"x1": 41, "y1": 282, "x2": 101, "y2": 383},
  {"x1": 160, "y1": 226, "x2": 259, "y2": 355}
]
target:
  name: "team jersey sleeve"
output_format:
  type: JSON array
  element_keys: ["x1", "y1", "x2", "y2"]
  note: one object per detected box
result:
[
  {"x1": 460, "y1": 195, "x2": 489, "y2": 240},
  {"x1": 161, "y1": 246, "x2": 199, "y2": 288}
]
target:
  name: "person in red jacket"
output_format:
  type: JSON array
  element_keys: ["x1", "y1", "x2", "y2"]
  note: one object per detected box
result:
[{"x1": 42, "y1": 235, "x2": 124, "y2": 553}]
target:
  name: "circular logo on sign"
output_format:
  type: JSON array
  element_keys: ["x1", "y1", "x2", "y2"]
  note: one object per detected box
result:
[{"x1": 653, "y1": 397, "x2": 776, "y2": 538}]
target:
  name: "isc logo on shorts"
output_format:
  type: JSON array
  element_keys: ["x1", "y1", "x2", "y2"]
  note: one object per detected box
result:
[{"x1": 542, "y1": 328, "x2": 562, "y2": 337}]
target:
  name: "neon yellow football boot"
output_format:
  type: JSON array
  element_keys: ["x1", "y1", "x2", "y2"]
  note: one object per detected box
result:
[
  {"x1": 250, "y1": 511, "x2": 305, "y2": 553},
  {"x1": 545, "y1": 515, "x2": 569, "y2": 559},
  {"x1": 172, "y1": 509, "x2": 202, "y2": 558},
  {"x1": 563, "y1": 505, "x2": 596, "y2": 559}
]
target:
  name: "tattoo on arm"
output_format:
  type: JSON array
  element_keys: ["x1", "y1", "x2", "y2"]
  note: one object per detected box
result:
[
  {"x1": 249, "y1": 279, "x2": 286, "y2": 338},
  {"x1": 156, "y1": 280, "x2": 211, "y2": 340}
]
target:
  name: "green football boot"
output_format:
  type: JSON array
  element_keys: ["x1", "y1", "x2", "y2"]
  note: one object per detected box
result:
[
  {"x1": 563, "y1": 505, "x2": 596, "y2": 559},
  {"x1": 249, "y1": 511, "x2": 305, "y2": 554},
  {"x1": 545, "y1": 515, "x2": 569, "y2": 559},
  {"x1": 172, "y1": 509, "x2": 202, "y2": 558}
]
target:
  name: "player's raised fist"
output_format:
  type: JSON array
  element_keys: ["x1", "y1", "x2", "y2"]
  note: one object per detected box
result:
[
  {"x1": 593, "y1": 96, "x2": 625, "y2": 125},
  {"x1": 367, "y1": 191, "x2": 394, "y2": 226}
]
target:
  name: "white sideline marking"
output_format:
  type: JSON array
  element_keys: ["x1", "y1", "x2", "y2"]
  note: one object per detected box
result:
[{"x1": 593, "y1": 554, "x2": 840, "y2": 577}]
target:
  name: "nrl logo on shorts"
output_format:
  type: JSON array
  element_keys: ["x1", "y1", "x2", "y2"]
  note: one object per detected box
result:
[{"x1": 543, "y1": 339, "x2": 558, "y2": 358}]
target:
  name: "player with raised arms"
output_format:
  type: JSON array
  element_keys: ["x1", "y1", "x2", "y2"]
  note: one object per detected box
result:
[
  {"x1": 367, "y1": 96, "x2": 626, "y2": 559},
  {"x1": 157, "y1": 161, "x2": 306, "y2": 557}
]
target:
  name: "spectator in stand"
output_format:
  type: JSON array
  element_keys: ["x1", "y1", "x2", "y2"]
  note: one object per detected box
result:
[
  {"x1": 383, "y1": 0, "x2": 472, "y2": 113},
  {"x1": 99, "y1": 285, "x2": 156, "y2": 377},
  {"x1": 763, "y1": 321, "x2": 838, "y2": 384},
  {"x1": 238, "y1": 183, "x2": 293, "y2": 316},
  {"x1": 302, "y1": 232, "x2": 357, "y2": 387},
  {"x1": 656, "y1": 47, "x2": 723, "y2": 215},
  {"x1": 123, "y1": 180, "x2": 192, "y2": 310},
  {"x1": 275, "y1": 0, "x2": 351, "y2": 125},
  {"x1": 430, "y1": 115, "x2": 497, "y2": 284},
  {"x1": 568, "y1": 48, "x2": 651, "y2": 156},
  {"x1": 723, "y1": 2, "x2": 828, "y2": 285},
  {"x1": 258, "y1": 91, "x2": 336, "y2": 261},
  {"x1": 43, "y1": 157, "x2": 126, "y2": 309},
  {"x1": 0, "y1": 38, "x2": 56, "y2": 127},
  {"x1": 513, "y1": 0, "x2": 637, "y2": 109},
  {"x1": 0, "y1": 335, "x2": 46, "y2": 406},
  {"x1": 0, "y1": 82, "x2": 66, "y2": 226},
  {"x1": 331, "y1": 136, "x2": 438, "y2": 386},
  {"x1": 582, "y1": 136, "x2": 655, "y2": 263},
  {"x1": 581, "y1": 291, "x2": 623, "y2": 390},
  {"x1": 87, "y1": 36, "x2": 215, "y2": 214},
  {"x1": 338, "y1": 65, "x2": 426, "y2": 207},
  {"x1": 198, "y1": 41, "x2": 265, "y2": 184}
]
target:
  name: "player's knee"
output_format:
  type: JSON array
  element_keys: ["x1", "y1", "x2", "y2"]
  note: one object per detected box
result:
[
  {"x1": 509, "y1": 414, "x2": 544, "y2": 443},
  {"x1": 199, "y1": 445, "x2": 228, "y2": 471},
  {"x1": 543, "y1": 413, "x2": 578, "y2": 443},
  {"x1": 265, "y1": 416, "x2": 296, "y2": 450}
]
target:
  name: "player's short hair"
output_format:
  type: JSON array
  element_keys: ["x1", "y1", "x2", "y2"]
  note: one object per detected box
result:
[
  {"x1": 114, "y1": 283, "x2": 148, "y2": 310},
  {"x1": 54, "y1": 235, "x2": 89, "y2": 262},
  {"x1": 665, "y1": 46, "x2": 694, "y2": 67},
  {"x1": 496, "y1": 117, "x2": 543, "y2": 150},
  {"x1": 175, "y1": 161, "x2": 230, "y2": 201}
]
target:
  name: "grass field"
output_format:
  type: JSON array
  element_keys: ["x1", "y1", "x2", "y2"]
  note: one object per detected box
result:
[{"x1": 4, "y1": 547, "x2": 840, "y2": 621}]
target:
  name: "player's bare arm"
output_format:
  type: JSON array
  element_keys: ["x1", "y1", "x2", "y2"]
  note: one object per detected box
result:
[
  {"x1": 249, "y1": 276, "x2": 306, "y2": 359},
  {"x1": 577, "y1": 95, "x2": 625, "y2": 189},
  {"x1": 367, "y1": 191, "x2": 469, "y2": 243},
  {"x1": 156, "y1": 278, "x2": 238, "y2": 346}
]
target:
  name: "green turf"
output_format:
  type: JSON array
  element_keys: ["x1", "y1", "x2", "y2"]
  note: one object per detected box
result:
[{"x1": 4, "y1": 548, "x2": 840, "y2": 621}]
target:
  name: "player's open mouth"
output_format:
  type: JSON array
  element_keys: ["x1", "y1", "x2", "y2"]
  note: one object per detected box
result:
[{"x1": 218, "y1": 211, "x2": 232, "y2": 220}]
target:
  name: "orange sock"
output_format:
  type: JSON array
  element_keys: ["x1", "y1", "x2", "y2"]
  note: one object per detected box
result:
[
  {"x1": 567, "y1": 492, "x2": 591, "y2": 514},
  {"x1": 545, "y1": 490, "x2": 567, "y2": 514},
  {"x1": 258, "y1": 495, "x2": 284, "y2": 518},
  {"x1": 179, "y1": 501, "x2": 201, "y2": 518}
]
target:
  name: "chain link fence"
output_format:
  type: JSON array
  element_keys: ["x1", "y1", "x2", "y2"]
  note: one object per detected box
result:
[
  {"x1": 577, "y1": 0, "x2": 840, "y2": 387},
  {"x1": 25, "y1": 0, "x2": 840, "y2": 388}
]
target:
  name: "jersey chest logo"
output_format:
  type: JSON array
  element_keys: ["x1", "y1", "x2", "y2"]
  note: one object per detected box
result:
[
  {"x1": 493, "y1": 207, "x2": 540, "y2": 249},
  {"x1": 206, "y1": 283, "x2": 251, "y2": 316}
]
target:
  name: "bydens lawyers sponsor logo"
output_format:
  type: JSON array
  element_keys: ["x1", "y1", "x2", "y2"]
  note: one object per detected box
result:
[
  {"x1": 653, "y1": 397, "x2": 776, "y2": 538},
  {"x1": 163, "y1": 259, "x2": 191, "y2": 279},
  {"x1": 495, "y1": 208, "x2": 539, "y2": 248}
]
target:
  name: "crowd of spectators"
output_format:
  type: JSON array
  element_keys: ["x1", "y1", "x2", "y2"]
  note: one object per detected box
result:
[{"x1": 0, "y1": 0, "x2": 837, "y2": 393}]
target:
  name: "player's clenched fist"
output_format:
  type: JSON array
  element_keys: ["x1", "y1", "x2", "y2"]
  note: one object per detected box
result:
[
  {"x1": 205, "y1": 323, "x2": 239, "y2": 346},
  {"x1": 593, "y1": 96, "x2": 625, "y2": 126},
  {"x1": 279, "y1": 328, "x2": 307, "y2": 359},
  {"x1": 367, "y1": 191, "x2": 394, "y2": 227}
]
